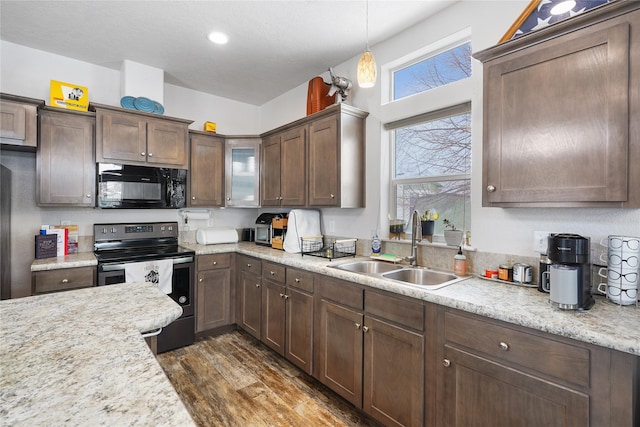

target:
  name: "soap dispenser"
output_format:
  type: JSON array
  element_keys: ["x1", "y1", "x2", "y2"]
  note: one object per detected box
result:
[
  {"x1": 454, "y1": 246, "x2": 467, "y2": 276},
  {"x1": 371, "y1": 231, "x2": 381, "y2": 255}
]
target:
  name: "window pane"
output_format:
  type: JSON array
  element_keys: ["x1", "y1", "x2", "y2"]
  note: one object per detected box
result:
[
  {"x1": 395, "y1": 112, "x2": 471, "y2": 179},
  {"x1": 393, "y1": 42, "x2": 471, "y2": 101},
  {"x1": 395, "y1": 180, "x2": 470, "y2": 235}
]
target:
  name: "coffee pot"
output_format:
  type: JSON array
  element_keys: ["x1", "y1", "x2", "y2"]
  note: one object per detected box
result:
[{"x1": 542, "y1": 233, "x2": 595, "y2": 310}]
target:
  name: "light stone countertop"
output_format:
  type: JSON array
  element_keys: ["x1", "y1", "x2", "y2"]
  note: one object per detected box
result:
[
  {"x1": 31, "y1": 242, "x2": 640, "y2": 356},
  {"x1": 0, "y1": 283, "x2": 195, "y2": 427}
]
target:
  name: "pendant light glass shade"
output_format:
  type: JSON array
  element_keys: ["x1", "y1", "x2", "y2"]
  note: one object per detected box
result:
[{"x1": 357, "y1": 50, "x2": 376, "y2": 88}]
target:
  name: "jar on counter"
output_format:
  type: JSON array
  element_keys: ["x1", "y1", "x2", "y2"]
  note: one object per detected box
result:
[{"x1": 498, "y1": 264, "x2": 513, "y2": 282}]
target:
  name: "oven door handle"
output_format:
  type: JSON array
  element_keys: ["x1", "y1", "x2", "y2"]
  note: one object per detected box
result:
[{"x1": 99, "y1": 256, "x2": 194, "y2": 272}]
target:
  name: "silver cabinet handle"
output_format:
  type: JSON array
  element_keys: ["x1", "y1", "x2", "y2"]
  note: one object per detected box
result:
[
  {"x1": 227, "y1": 197, "x2": 231, "y2": 201},
  {"x1": 487, "y1": 185, "x2": 496, "y2": 193},
  {"x1": 213, "y1": 261, "x2": 217, "y2": 265},
  {"x1": 270, "y1": 271, "x2": 276, "y2": 275},
  {"x1": 362, "y1": 326, "x2": 369, "y2": 333},
  {"x1": 199, "y1": 278, "x2": 203, "y2": 282},
  {"x1": 295, "y1": 278, "x2": 300, "y2": 283},
  {"x1": 247, "y1": 263, "x2": 252, "y2": 267},
  {"x1": 330, "y1": 193, "x2": 335, "y2": 198},
  {"x1": 192, "y1": 196, "x2": 196, "y2": 200},
  {"x1": 499, "y1": 342, "x2": 510, "y2": 351},
  {"x1": 355, "y1": 322, "x2": 361, "y2": 329},
  {"x1": 255, "y1": 283, "x2": 260, "y2": 288},
  {"x1": 148, "y1": 153, "x2": 153, "y2": 157},
  {"x1": 61, "y1": 279, "x2": 69, "y2": 283},
  {"x1": 86, "y1": 194, "x2": 91, "y2": 198},
  {"x1": 141, "y1": 152, "x2": 145, "y2": 156},
  {"x1": 279, "y1": 293, "x2": 285, "y2": 298},
  {"x1": 283, "y1": 294, "x2": 289, "y2": 300},
  {"x1": 442, "y1": 359, "x2": 451, "y2": 368}
]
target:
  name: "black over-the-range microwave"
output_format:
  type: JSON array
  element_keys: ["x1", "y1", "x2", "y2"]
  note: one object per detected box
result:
[{"x1": 96, "y1": 163, "x2": 187, "y2": 209}]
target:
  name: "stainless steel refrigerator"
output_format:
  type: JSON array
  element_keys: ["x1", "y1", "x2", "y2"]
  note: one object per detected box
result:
[{"x1": 1, "y1": 164, "x2": 10, "y2": 299}]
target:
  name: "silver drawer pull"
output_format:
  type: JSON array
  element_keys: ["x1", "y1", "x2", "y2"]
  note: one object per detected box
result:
[
  {"x1": 355, "y1": 322, "x2": 361, "y2": 329},
  {"x1": 141, "y1": 152, "x2": 146, "y2": 156},
  {"x1": 487, "y1": 185, "x2": 496, "y2": 193},
  {"x1": 362, "y1": 326, "x2": 369, "y2": 333},
  {"x1": 148, "y1": 153, "x2": 153, "y2": 157},
  {"x1": 255, "y1": 283, "x2": 260, "y2": 288},
  {"x1": 61, "y1": 279, "x2": 69, "y2": 283},
  {"x1": 270, "y1": 271, "x2": 276, "y2": 275},
  {"x1": 192, "y1": 196, "x2": 196, "y2": 200},
  {"x1": 279, "y1": 293, "x2": 285, "y2": 298},
  {"x1": 247, "y1": 263, "x2": 252, "y2": 267},
  {"x1": 442, "y1": 359, "x2": 451, "y2": 368},
  {"x1": 213, "y1": 261, "x2": 217, "y2": 265},
  {"x1": 295, "y1": 278, "x2": 300, "y2": 282},
  {"x1": 499, "y1": 342, "x2": 510, "y2": 351}
]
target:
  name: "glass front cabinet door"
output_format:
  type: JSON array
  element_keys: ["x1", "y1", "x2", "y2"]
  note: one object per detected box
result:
[{"x1": 225, "y1": 138, "x2": 261, "y2": 207}]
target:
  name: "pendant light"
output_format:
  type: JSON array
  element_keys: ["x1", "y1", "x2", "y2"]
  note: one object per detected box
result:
[{"x1": 357, "y1": 0, "x2": 377, "y2": 88}]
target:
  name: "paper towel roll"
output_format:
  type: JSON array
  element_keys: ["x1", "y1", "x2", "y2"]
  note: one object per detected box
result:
[{"x1": 196, "y1": 227, "x2": 238, "y2": 245}]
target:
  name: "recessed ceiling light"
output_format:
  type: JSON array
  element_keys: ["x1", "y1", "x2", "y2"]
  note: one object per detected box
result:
[
  {"x1": 208, "y1": 31, "x2": 228, "y2": 45},
  {"x1": 550, "y1": 0, "x2": 576, "y2": 15}
]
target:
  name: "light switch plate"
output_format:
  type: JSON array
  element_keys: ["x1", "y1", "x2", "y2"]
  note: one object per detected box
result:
[{"x1": 533, "y1": 231, "x2": 551, "y2": 253}]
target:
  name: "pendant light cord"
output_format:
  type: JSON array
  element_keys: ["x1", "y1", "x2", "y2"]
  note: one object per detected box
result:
[{"x1": 365, "y1": 0, "x2": 370, "y2": 50}]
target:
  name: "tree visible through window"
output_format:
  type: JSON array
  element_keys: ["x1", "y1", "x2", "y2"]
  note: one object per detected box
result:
[{"x1": 388, "y1": 40, "x2": 472, "y2": 237}]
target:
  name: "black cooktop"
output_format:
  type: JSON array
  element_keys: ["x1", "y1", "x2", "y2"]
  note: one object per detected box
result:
[{"x1": 95, "y1": 245, "x2": 194, "y2": 264}]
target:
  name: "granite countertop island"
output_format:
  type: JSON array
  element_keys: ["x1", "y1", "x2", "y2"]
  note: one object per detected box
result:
[
  {"x1": 0, "y1": 283, "x2": 195, "y2": 426},
  {"x1": 31, "y1": 242, "x2": 640, "y2": 356}
]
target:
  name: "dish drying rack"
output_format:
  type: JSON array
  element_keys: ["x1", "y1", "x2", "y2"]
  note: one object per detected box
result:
[{"x1": 300, "y1": 236, "x2": 357, "y2": 260}]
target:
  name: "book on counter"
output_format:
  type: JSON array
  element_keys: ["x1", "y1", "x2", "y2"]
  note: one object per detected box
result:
[{"x1": 35, "y1": 234, "x2": 57, "y2": 259}]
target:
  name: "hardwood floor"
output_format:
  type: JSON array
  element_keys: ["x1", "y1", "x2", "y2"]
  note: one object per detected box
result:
[{"x1": 157, "y1": 330, "x2": 379, "y2": 427}]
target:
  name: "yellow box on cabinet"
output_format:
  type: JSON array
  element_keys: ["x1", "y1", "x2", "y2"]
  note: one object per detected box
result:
[
  {"x1": 204, "y1": 121, "x2": 217, "y2": 133},
  {"x1": 50, "y1": 80, "x2": 89, "y2": 111}
]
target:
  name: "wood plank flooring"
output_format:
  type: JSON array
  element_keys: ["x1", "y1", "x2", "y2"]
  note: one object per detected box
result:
[{"x1": 156, "y1": 330, "x2": 379, "y2": 427}]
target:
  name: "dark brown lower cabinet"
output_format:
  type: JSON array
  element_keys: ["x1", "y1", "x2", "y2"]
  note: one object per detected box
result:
[
  {"x1": 284, "y1": 285, "x2": 314, "y2": 373},
  {"x1": 316, "y1": 297, "x2": 364, "y2": 407},
  {"x1": 440, "y1": 346, "x2": 588, "y2": 426},
  {"x1": 195, "y1": 254, "x2": 233, "y2": 333},
  {"x1": 239, "y1": 269, "x2": 262, "y2": 339}
]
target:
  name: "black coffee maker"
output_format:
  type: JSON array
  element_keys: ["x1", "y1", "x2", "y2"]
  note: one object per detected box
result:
[{"x1": 547, "y1": 233, "x2": 595, "y2": 310}]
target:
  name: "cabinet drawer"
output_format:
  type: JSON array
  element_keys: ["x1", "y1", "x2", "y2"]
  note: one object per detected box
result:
[
  {"x1": 32, "y1": 267, "x2": 96, "y2": 295},
  {"x1": 262, "y1": 261, "x2": 286, "y2": 283},
  {"x1": 197, "y1": 253, "x2": 231, "y2": 270},
  {"x1": 319, "y1": 276, "x2": 363, "y2": 310},
  {"x1": 365, "y1": 290, "x2": 424, "y2": 332},
  {"x1": 238, "y1": 255, "x2": 262, "y2": 275},
  {"x1": 444, "y1": 310, "x2": 590, "y2": 387},
  {"x1": 286, "y1": 268, "x2": 314, "y2": 293}
]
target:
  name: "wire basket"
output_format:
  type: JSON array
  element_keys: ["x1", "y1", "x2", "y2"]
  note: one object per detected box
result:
[{"x1": 300, "y1": 236, "x2": 356, "y2": 260}]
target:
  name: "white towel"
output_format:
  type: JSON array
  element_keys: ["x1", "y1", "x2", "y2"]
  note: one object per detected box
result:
[
  {"x1": 284, "y1": 209, "x2": 322, "y2": 253},
  {"x1": 125, "y1": 259, "x2": 173, "y2": 294}
]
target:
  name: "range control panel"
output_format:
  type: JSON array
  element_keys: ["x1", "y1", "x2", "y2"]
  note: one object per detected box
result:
[{"x1": 94, "y1": 222, "x2": 178, "y2": 242}]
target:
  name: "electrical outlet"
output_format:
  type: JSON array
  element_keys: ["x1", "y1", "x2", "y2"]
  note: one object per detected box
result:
[{"x1": 533, "y1": 231, "x2": 551, "y2": 253}]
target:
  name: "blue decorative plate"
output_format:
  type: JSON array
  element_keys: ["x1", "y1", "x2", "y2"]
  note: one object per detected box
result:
[
  {"x1": 120, "y1": 96, "x2": 136, "y2": 110},
  {"x1": 152, "y1": 101, "x2": 164, "y2": 115},
  {"x1": 133, "y1": 96, "x2": 155, "y2": 113}
]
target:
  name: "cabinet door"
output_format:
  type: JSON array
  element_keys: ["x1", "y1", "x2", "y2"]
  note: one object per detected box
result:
[
  {"x1": 439, "y1": 346, "x2": 589, "y2": 427},
  {"x1": 225, "y1": 138, "x2": 261, "y2": 207},
  {"x1": 483, "y1": 21, "x2": 631, "y2": 206},
  {"x1": 38, "y1": 110, "x2": 95, "y2": 206},
  {"x1": 308, "y1": 115, "x2": 339, "y2": 206},
  {"x1": 317, "y1": 299, "x2": 363, "y2": 407},
  {"x1": 147, "y1": 119, "x2": 189, "y2": 168},
  {"x1": 97, "y1": 110, "x2": 147, "y2": 164},
  {"x1": 363, "y1": 316, "x2": 424, "y2": 427},
  {"x1": 261, "y1": 135, "x2": 282, "y2": 207},
  {"x1": 280, "y1": 126, "x2": 307, "y2": 206},
  {"x1": 189, "y1": 133, "x2": 224, "y2": 206},
  {"x1": 285, "y1": 286, "x2": 313, "y2": 374},
  {"x1": 239, "y1": 270, "x2": 262, "y2": 339},
  {"x1": 262, "y1": 280, "x2": 286, "y2": 355},
  {"x1": 196, "y1": 267, "x2": 231, "y2": 333}
]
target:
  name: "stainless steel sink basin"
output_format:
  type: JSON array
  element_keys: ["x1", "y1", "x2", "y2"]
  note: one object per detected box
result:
[
  {"x1": 382, "y1": 269, "x2": 459, "y2": 288},
  {"x1": 333, "y1": 260, "x2": 402, "y2": 274},
  {"x1": 331, "y1": 260, "x2": 468, "y2": 290}
]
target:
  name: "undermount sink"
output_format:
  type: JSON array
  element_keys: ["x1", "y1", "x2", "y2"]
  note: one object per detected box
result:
[
  {"x1": 331, "y1": 260, "x2": 468, "y2": 290},
  {"x1": 334, "y1": 260, "x2": 402, "y2": 274}
]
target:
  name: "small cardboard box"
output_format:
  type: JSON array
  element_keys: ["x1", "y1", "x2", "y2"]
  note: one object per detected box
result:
[
  {"x1": 35, "y1": 234, "x2": 57, "y2": 259},
  {"x1": 50, "y1": 80, "x2": 89, "y2": 111}
]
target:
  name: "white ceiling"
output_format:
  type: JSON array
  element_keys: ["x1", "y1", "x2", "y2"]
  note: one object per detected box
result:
[{"x1": 0, "y1": 0, "x2": 456, "y2": 106}]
